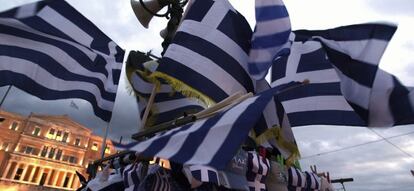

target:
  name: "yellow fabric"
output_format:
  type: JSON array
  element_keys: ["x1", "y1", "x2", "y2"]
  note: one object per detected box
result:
[
  {"x1": 254, "y1": 127, "x2": 301, "y2": 167},
  {"x1": 151, "y1": 71, "x2": 216, "y2": 107}
]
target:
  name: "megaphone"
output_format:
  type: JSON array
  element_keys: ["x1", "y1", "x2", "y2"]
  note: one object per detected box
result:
[{"x1": 130, "y1": 0, "x2": 165, "y2": 28}]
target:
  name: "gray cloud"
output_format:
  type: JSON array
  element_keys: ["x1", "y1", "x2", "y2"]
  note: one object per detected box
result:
[{"x1": 366, "y1": 0, "x2": 414, "y2": 16}]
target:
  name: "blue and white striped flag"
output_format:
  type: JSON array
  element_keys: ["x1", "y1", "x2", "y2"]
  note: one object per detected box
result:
[
  {"x1": 248, "y1": 0, "x2": 291, "y2": 80},
  {"x1": 287, "y1": 167, "x2": 306, "y2": 191},
  {"x1": 295, "y1": 24, "x2": 412, "y2": 127},
  {"x1": 153, "y1": 0, "x2": 254, "y2": 106},
  {"x1": 126, "y1": 51, "x2": 205, "y2": 126},
  {"x1": 125, "y1": 86, "x2": 281, "y2": 170},
  {"x1": 272, "y1": 23, "x2": 401, "y2": 127},
  {"x1": 0, "y1": 0, "x2": 125, "y2": 122}
]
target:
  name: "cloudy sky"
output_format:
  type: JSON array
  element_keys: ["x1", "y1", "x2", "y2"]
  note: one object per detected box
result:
[{"x1": 1, "y1": 0, "x2": 414, "y2": 190}]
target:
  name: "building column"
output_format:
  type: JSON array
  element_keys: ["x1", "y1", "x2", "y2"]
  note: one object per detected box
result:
[
  {"x1": 44, "y1": 168, "x2": 52, "y2": 186},
  {"x1": 67, "y1": 172, "x2": 74, "y2": 188},
  {"x1": 2, "y1": 162, "x2": 13, "y2": 179},
  {"x1": 71, "y1": 174, "x2": 80, "y2": 189},
  {"x1": 52, "y1": 170, "x2": 60, "y2": 186},
  {"x1": 20, "y1": 163, "x2": 28, "y2": 181},
  {"x1": 36, "y1": 167, "x2": 45, "y2": 184},
  {"x1": 59, "y1": 171, "x2": 68, "y2": 187},
  {"x1": 28, "y1": 165, "x2": 37, "y2": 183}
]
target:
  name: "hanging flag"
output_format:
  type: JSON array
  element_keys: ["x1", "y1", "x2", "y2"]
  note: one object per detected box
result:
[
  {"x1": 0, "y1": 0, "x2": 125, "y2": 122},
  {"x1": 272, "y1": 23, "x2": 402, "y2": 127},
  {"x1": 294, "y1": 24, "x2": 411, "y2": 127},
  {"x1": 124, "y1": 86, "x2": 280, "y2": 170},
  {"x1": 126, "y1": 51, "x2": 205, "y2": 127},
  {"x1": 248, "y1": 0, "x2": 291, "y2": 80},
  {"x1": 152, "y1": 0, "x2": 254, "y2": 106}
]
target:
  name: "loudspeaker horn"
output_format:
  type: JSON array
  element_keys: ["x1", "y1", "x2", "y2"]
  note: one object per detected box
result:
[{"x1": 130, "y1": 0, "x2": 163, "y2": 29}]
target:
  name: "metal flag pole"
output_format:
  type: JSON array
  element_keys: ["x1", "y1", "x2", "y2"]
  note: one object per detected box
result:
[{"x1": 0, "y1": 85, "x2": 12, "y2": 109}]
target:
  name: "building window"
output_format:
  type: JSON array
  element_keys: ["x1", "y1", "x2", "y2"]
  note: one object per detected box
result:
[
  {"x1": 48, "y1": 148, "x2": 56, "y2": 159},
  {"x1": 14, "y1": 167, "x2": 24, "y2": 180},
  {"x1": 32, "y1": 127, "x2": 41, "y2": 136},
  {"x1": 75, "y1": 138, "x2": 81, "y2": 146},
  {"x1": 62, "y1": 132, "x2": 69, "y2": 142},
  {"x1": 40, "y1": 146, "x2": 48, "y2": 157},
  {"x1": 55, "y1": 149, "x2": 63, "y2": 160},
  {"x1": 0, "y1": 116, "x2": 4, "y2": 123},
  {"x1": 69, "y1": 156, "x2": 77, "y2": 164},
  {"x1": 46, "y1": 128, "x2": 55, "y2": 139},
  {"x1": 91, "y1": 143, "x2": 98, "y2": 151},
  {"x1": 9, "y1": 122, "x2": 18, "y2": 131},
  {"x1": 105, "y1": 146, "x2": 111, "y2": 154},
  {"x1": 23, "y1": 146, "x2": 34, "y2": 155},
  {"x1": 56, "y1": 130, "x2": 62, "y2": 141}
]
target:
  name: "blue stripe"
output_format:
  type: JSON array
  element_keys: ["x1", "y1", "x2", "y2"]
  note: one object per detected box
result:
[
  {"x1": 287, "y1": 110, "x2": 366, "y2": 127},
  {"x1": 173, "y1": 32, "x2": 254, "y2": 94},
  {"x1": 271, "y1": 56, "x2": 288, "y2": 81},
  {"x1": 217, "y1": 11, "x2": 252, "y2": 54},
  {"x1": 0, "y1": 45, "x2": 116, "y2": 101},
  {"x1": 100, "y1": 181, "x2": 125, "y2": 191},
  {"x1": 251, "y1": 30, "x2": 290, "y2": 49},
  {"x1": 0, "y1": 23, "x2": 109, "y2": 76},
  {"x1": 294, "y1": 23, "x2": 397, "y2": 41},
  {"x1": 210, "y1": 89, "x2": 275, "y2": 169},
  {"x1": 20, "y1": 16, "x2": 74, "y2": 43},
  {"x1": 130, "y1": 166, "x2": 140, "y2": 189},
  {"x1": 184, "y1": 0, "x2": 214, "y2": 22},
  {"x1": 159, "y1": 57, "x2": 228, "y2": 103},
  {"x1": 0, "y1": 71, "x2": 112, "y2": 121},
  {"x1": 277, "y1": 83, "x2": 342, "y2": 101},
  {"x1": 390, "y1": 76, "x2": 414, "y2": 125},
  {"x1": 169, "y1": 114, "x2": 224, "y2": 166},
  {"x1": 348, "y1": 102, "x2": 369, "y2": 122},
  {"x1": 255, "y1": 5, "x2": 289, "y2": 22},
  {"x1": 191, "y1": 170, "x2": 202, "y2": 181},
  {"x1": 141, "y1": 124, "x2": 194, "y2": 158},
  {"x1": 48, "y1": 0, "x2": 113, "y2": 54},
  {"x1": 296, "y1": 47, "x2": 332, "y2": 73},
  {"x1": 322, "y1": 44, "x2": 379, "y2": 87},
  {"x1": 253, "y1": 115, "x2": 268, "y2": 136}
]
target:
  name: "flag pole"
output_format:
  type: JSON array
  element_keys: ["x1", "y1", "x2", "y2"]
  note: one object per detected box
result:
[
  {"x1": 0, "y1": 85, "x2": 12, "y2": 109},
  {"x1": 100, "y1": 121, "x2": 111, "y2": 159},
  {"x1": 139, "y1": 85, "x2": 157, "y2": 130}
]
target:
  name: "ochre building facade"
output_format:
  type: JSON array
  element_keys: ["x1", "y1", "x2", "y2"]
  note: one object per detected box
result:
[{"x1": 0, "y1": 110, "x2": 115, "y2": 190}]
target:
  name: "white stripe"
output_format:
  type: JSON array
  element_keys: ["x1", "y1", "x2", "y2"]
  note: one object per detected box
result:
[
  {"x1": 271, "y1": 68, "x2": 340, "y2": 87},
  {"x1": 0, "y1": 33, "x2": 118, "y2": 92},
  {"x1": 131, "y1": 119, "x2": 207, "y2": 157},
  {"x1": 0, "y1": 18, "x2": 97, "y2": 62},
  {"x1": 335, "y1": 66, "x2": 371, "y2": 109},
  {"x1": 282, "y1": 96, "x2": 354, "y2": 113},
  {"x1": 248, "y1": 47, "x2": 281, "y2": 63},
  {"x1": 369, "y1": 69, "x2": 394, "y2": 127},
  {"x1": 253, "y1": 17, "x2": 290, "y2": 37},
  {"x1": 131, "y1": 73, "x2": 172, "y2": 94},
  {"x1": 153, "y1": 98, "x2": 202, "y2": 113},
  {"x1": 164, "y1": 44, "x2": 247, "y2": 96},
  {"x1": 0, "y1": 56, "x2": 114, "y2": 111},
  {"x1": 186, "y1": 96, "x2": 259, "y2": 164},
  {"x1": 256, "y1": 0, "x2": 285, "y2": 7},
  {"x1": 317, "y1": 38, "x2": 389, "y2": 65},
  {"x1": 202, "y1": 0, "x2": 229, "y2": 28},
  {"x1": 179, "y1": 20, "x2": 250, "y2": 74},
  {"x1": 38, "y1": 6, "x2": 94, "y2": 46},
  {"x1": 16, "y1": 2, "x2": 37, "y2": 18}
]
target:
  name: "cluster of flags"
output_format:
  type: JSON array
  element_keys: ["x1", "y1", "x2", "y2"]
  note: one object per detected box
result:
[{"x1": 1, "y1": 1, "x2": 414, "y2": 189}]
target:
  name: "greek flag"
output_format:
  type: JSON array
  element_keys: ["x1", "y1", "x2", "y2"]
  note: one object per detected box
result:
[
  {"x1": 153, "y1": 0, "x2": 254, "y2": 106},
  {"x1": 295, "y1": 24, "x2": 411, "y2": 127},
  {"x1": 248, "y1": 0, "x2": 291, "y2": 80},
  {"x1": 126, "y1": 51, "x2": 205, "y2": 127},
  {"x1": 0, "y1": 0, "x2": 125, "y2": 122},
  {"x1": 246, "y1": 151, "x2": 271, "y2": 191},
  {"x1": 126, "y1": 86, "x2": 280, "y2": 170},
  {"x1": 287, "y1": 167, "x2": 306, "y2": 191},
  {"x1": 272, "y1": 23, "x2": 402, "y2": 127}
]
